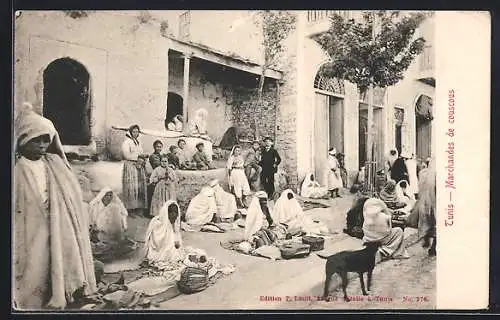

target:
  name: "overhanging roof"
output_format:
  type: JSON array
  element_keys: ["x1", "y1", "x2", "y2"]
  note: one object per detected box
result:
[{"x1": 166, "y1": 37, "x2": 282, "y2": 80}]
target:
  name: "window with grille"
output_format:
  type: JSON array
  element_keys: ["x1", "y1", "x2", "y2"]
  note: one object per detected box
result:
[{"x1": 179, "y1": 11, "x2": 190, "y2": 41}]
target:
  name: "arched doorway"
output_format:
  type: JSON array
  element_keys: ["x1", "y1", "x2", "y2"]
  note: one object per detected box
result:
[
  {"x1": 165, "y1": 92, "x2": 183, "y2": 130},
  {"x1": 313, "y1": 69, "x2": 345, "y2": 186},
  {"x1": 43, "y1": 57, "x2": 92, "y2": 145},
  {"x1": 415, "y1": 94, "x2": 433, "y2": 161}
]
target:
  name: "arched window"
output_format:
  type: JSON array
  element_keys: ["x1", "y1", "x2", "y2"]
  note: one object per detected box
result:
[
  {"x1": 43, "y1": 57, "x2": 92, "y2": 145},
  {"x1": 313, "y1": 73, "x2": 345, "y2": 95}
]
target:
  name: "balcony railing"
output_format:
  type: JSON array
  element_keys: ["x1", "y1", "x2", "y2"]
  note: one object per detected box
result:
[
  {"x1": 307, "y1": 10, "x2": 353, "y2": 23},
  {"x1": 419, "y1": 44, "x2": 434, "y2": 72}
]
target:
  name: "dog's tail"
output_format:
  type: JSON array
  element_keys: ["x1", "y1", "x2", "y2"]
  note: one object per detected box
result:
[{"x1": 316, "y1": 253, "x2": 329, "y2": 259}]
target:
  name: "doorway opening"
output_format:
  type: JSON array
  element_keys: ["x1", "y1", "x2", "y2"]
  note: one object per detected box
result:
[
  {"x1": 165, "y1": 92, "x2": 184, "y2": 130},
  {"x1": 415, "y1": 95, "x2": 433, "y2": 161},
  {"x1": 314, "y1": 92, "x2": 344, "y2": 186},
  {"x1": 43, "y1": 57, "x2": 92, "y2": 145}
]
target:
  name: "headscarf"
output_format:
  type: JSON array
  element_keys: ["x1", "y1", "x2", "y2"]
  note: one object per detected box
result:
[
  {"x1": 144, "y1": 200, "x2": 182, "y2": 264},
  {"x1": 227, "y1": 145, "x2": 242, "y2": 188},
  {"x1": 88, "y1": 187, "x2": 128, "y2": 231},
  {"x1": 395, "y1": 180, "x2": 415, "y2": 202},
  {"x1": 272, "y1": 189, "x2": 304, "y2": 224},
  {"x1": 387, "y1": 149, "x2": 399, "y2": 167},
  {"x1": 300, "y1": 172, "x2": 321, "y2": 197},
  {"x1": 14, "y1": 102, "x2": 69, "y2": 167},
  {"x1": 379, "y1": 180, "x2": 397, "y2": 203},
  {"x1": 362, "y1": 198, "x2": 391, "y2": 242},
  {"x1": 126, "y1": 125, "x2": 140, "y2": 146},
  {"x1": 244, "y1": 191, "x2": 268, "y2": 240}
]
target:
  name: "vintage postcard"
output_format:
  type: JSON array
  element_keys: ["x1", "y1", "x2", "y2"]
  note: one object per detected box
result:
[{"x1": 12, "y1": 10, "x2": 490, "y2": 311}]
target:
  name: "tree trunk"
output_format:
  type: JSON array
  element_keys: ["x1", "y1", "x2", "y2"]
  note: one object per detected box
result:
[{"x1": 255, "y1": 65, "x2": 267, "y2": 140}]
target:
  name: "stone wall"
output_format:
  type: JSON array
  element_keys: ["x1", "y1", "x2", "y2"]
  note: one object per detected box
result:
[
  {"x1": 274, "y1": 16, "x2": 300, "y2": 191},
  {"x1": 231, "y1": 82, "x2": 278, "y2": 141}
]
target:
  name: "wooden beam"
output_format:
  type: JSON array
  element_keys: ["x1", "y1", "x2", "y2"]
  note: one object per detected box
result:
[
  {"x1": 182, "y1": 54, "x2": 191, "y2": 135},
  {"x1": 167, "y1": 38, "x2": 282, "y2": 80}
]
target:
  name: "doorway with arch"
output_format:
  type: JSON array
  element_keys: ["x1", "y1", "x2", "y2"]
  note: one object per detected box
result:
[
  {"x1": 165, "y1": 92, "x2": 183, "y2": 130},
  {"x1": 415, "y1": 94, "x2": 433, "y2": 161},
  {"x1": 313, "y1": 69, "x2": 345, "y2": 186},
  {"x1": 42, "y1": 57, "x2": 92, "y2": 146}
]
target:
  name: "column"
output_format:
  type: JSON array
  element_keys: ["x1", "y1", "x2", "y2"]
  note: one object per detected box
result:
[{"x1": 182, "y1": 53, "x2": 191, "y2": 135}]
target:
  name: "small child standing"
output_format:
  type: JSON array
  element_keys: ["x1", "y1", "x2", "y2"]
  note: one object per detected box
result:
[{"x1": 149, "y1": 155, "x2": 179, "y2": 217}]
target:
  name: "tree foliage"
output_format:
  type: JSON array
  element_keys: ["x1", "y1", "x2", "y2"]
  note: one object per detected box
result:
[
  {"x1": 260, "y1": 11, "x2": 297, "y2": 69},
  {"x1": 315, "y1": 11, "x2": 429, "y2": 93},
  {"x1": 251, "y1": 11, "x2": 296, "y2": 138}
]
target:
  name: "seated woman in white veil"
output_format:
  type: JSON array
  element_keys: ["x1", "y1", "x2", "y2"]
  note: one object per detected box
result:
[
  {"x1": 300, "y1": 172, "x2": 328, "y2": 199},
  {"x1": 272, "y1": 189, "x2": 329, "y2": 236},
  {"x1": 183, "y1": 186, "x2": 218, "y2": 229},
  {"x1": 88, "y1": 187, "x2": 128, "y2": 242},
  {"x1": 144, "y1": 200, "x2": 185, "y2": 269},
  {"x1": 395, "y1": 180, "x2": 416, "y2": 213}
]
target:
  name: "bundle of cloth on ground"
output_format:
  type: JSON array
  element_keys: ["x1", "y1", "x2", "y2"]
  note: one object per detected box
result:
[{"x1": 87, "y1": 188, "x2": 137, "y2": 262}]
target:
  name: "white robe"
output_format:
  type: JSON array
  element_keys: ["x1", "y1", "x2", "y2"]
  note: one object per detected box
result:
[
  {"x1": 244, "y1": 192, "x2": 268, "y2": 240},
  {"x1": 213, "y1": 184, "x2": 237, "y2": 219},
  {"x1": 395, "y1": 180, "x2": 416, "y2": 214},
  {"x1": 144, "y1": 201, "x2": 184, "y2": 268},
  {"x1": 272, "y1": 189, "x2": 329, "y2": 235},
  {"x1": 327, "y1": 155, "x2": 343, "y2": 190},
  {"x1": 227, "y1": 147, "x2": 251, "y2": 198},
  {"x1": 405, "y1": 159, "x2": 419, "y2": 194},
  {"x1": 300, "y1": 172, "x2": 328, "y2": 198},
  {"x1": 184, "y1": 187, "x2": 217, "y2": 226},
  {"x1": 88, "y1": 188, "x2": 128, "y2": 240}
]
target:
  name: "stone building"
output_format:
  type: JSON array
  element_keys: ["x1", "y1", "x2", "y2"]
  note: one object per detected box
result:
[
  {"x1": 278, "y1": 10, "x2": 435, "y2": 190},
  {"x1": 13, "y1": 10, "x2": 435, "y2": 196}
]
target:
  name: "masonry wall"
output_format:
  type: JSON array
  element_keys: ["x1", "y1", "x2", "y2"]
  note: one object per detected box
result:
[
  {"x1": 14, "y1": 11, "x2": 173, "y2": 156},
  {"x1": 231, "y1": 83, "x2": 278, "y2": 141}
]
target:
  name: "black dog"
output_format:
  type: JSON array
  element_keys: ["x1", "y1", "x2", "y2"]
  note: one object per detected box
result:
[{"x1": 317, "y1": 242, "x2": 380, "y2": 301}]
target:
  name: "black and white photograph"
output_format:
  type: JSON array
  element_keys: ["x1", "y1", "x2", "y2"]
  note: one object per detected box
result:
[{"x1": 12, "y1": 10, "x2": 489, "y2": 311}]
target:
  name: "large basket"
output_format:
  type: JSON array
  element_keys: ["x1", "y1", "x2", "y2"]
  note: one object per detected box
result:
[
  {"x1": 177, "y1": 267, "x2": 209, "y2": 294},
  {"x1": 302, "y1": 236, "x2": 325, "y2": 251}
]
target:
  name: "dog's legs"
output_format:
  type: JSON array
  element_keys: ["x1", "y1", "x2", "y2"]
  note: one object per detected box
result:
[
  {"x1": 367, "y1": 269, "x2": 373, "y2": 292},
  {"x1": 358, "y1": 272, "x2": 368, "y2": 295},
  {"x1": 323, "y1": 273, "x2": 332, "y2": 301},
  {"x1": 340, "y1": 272, "x2": 350, "y2": 302}
]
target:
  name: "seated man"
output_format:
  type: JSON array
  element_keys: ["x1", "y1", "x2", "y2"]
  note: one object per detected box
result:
[
  {"x1": 192, "y1": 142, "x2": 214, "y2": 170},
  {"x1": 362, "y1": 198, "x2": 409, "y2": 260}
]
